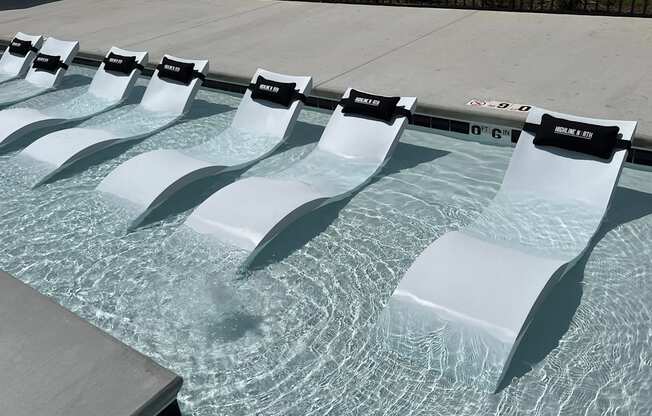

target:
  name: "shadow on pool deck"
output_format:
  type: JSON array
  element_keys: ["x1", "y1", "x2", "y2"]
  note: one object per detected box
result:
[
  {"x1": 498, "y1": 186, "x2": 652, "y2": 391},
  {"x1": 248, "y1": 143, "x2": 450, "y2": 270},
  {"x1": 0, "y1": 0, "x2": 60, "y2": 11}
]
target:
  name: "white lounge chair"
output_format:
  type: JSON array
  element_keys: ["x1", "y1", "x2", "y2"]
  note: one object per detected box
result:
[
  {"x1": 393, "y1": 107, "x2": 637, "y2": 390},
  {"x1": 182, "y1": 88, "x2": 416, "y2": 265},
  {"x1": 0, "y1": 32, "x2": 43, "y2": 84},
  {"x1": 17, "y1": 55, "x2": 208, "y2": 186},
  {"x1": 96, "y1": 68, "x2": 312, "y2": 229},
  {"x1": 0, "y1": 37, "x2": 78, "y2": 106},
  {"x1": 0, "y1": 47, "x2": 147, "y2": 149}
]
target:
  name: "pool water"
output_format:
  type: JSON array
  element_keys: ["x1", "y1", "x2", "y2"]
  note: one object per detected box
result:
[{"x1": 1, "y1": 66, "x2": 651, "y2": 415}]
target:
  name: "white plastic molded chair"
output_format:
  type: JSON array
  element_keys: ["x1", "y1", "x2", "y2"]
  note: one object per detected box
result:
[
  {"x1": 393, "y1": 107, "x2": 637, "y2": 390},
  {"x1": 96, "y1": 68, "x2": 312, "y2": 229},
  {"x1": 0, "y1": 32, "x2": 44, "y2": 84},
  {"x1": 0, "y1": 37, "x2": 78, "y2": 106},
  {"x1": 18, "y1": 55, "x2": 208, "y2": 186},
  {"x1": 0, "y1": 47, "x2": 147, "y2": 149},
  {"x1": 183, "y1": 88, "x2": 416, "y2": 265}
]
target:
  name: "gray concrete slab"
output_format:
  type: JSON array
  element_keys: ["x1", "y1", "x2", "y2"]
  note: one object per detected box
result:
[
  {"x1": 1, "y1": 0, "x2": 651, "y2": 147},
  {"x1": 321, "y1": 11, "x2": 652, "y2": 147},
  {"x1": 0, "y1": 271, "x2": 182, "y2": 416}
]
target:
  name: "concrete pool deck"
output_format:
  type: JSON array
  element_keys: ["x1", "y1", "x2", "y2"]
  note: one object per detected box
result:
[
  {"x1": 1, "y1": 0, "x2": 651, "y2": 148},
  {"x1": 0, "y1": 271, "x2": 182, "y2": 416}
]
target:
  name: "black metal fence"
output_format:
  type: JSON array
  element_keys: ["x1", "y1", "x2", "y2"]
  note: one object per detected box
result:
[{"x1": 292, "y1": 0, "x2": 651, "y2": 16}]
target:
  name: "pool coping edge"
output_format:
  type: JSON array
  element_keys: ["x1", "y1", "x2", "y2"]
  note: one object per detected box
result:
[{"x1": 2, "y1": 42, "x2": 651, "y2": 166}]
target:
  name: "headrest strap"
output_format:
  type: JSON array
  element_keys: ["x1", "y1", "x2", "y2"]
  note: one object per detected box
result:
[
  {"x1": 18, "y1": 41, "x2": 39, "y2": 53},
  {"x1": 338, "y1": 96, "x2": 412, "y2": 122},
  {"x1": 156, "y1": 63, "x2": 205, "y2": 81},
  {"x1": 393, "y1": 107, "x2": 412, "y2": 123},
  {"x1": 247, "y1": 82, "x2": 306, "y2": 104},
  {"x1": 522, "y1": 121, "x2": 630, "y2": 150},
  {"x1": 522, "y1": 122, "x2": 539, "y2": 135}
]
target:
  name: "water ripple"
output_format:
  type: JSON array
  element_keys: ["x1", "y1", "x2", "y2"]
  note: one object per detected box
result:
[{"x1": 0, "y1": 65, "x2": 650, "y2": 415}]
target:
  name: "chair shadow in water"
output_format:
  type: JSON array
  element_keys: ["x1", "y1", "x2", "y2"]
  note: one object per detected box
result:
[
  {"x1": 497, "y1": 185, "x2": 652, "y2": 391},
  {"x1": 1, "y1": 0, "x2": 60, "y2": 10},
  {"x1": 135, "y1": 121, "x2": 325, "y2": 228},
  {"x1": 0, "y1": 119, "x2": 82, "y2": 154},
  {"x1": 206, "y1": 311, "x2": 265, "y2": 344},
  {"x1": 56, "y1": 74, "x2": 92, "y2": 91},
  {"x1": 0, "y1": 75, "x2": 111, "y2": 154},
  {"x1": 175, "y1": 99, "x2": 236, "y2": 125},
  {"x1": 36, "y1": 99, "x2": 232, "y2": 184},
  {"x1": 248, "y1": 143, "x2": 449, "y2": 270},
  {"x1": 276, "y1": 120, "x2": 325, "y2": 151}
]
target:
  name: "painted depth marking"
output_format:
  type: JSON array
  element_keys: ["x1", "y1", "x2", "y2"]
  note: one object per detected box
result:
[
  {"x1": 469, "y1": 122, "x2": 512, "y2": 142},
  {"x1": 466, "y1": 99, "x2": 531, "y2": 113}
]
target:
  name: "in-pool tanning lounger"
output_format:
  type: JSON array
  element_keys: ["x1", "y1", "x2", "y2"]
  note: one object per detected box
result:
[
  {"x1": 182, "y1": 88, "x2": 416, "y2": 265},
  {"x1": 0, "y1": 36, "x2": 78, "y2": 107},
  {"x1": 392, "y1": 107, "x2": 636, "y2": 390},
  {"x1": 0, "y1": 32, "x2": 43, "y2": 85},
  {"x1": 96, "y1": 68, "x2": 312, "y2": 229},
  {"x1": 17, "y1": 55, "x2": 208, "y2": 186},
  {"x1": 0, "y1": 47, "x2": 147, "y2": 149}
]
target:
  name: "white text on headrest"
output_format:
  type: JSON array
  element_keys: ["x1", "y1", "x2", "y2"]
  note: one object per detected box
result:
[
  {"x1": 554, "y1": 126, "x2": 593, "y2": 140},
  {"x1": 259, "y1": 84, "x2": 280, "y2": 94},
  {"x1": 164, "y1": 64, "x2": 181, "y2": 72},
  {"x1": 354, "y1": 97, "x2": 380, "y2": 107}
]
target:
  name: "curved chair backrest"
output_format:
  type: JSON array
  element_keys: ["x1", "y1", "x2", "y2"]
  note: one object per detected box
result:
[
  {"x1": 25, "y1": 37, "x2": 79, "y2": 88},
  {"x1": 0, "y1": 32, "x2": 43, "y2": 77},
  {"x1": 230, "y1": 68, "x2": 313, "y2": 139},
  {"x1": 139, "y1": 54, "x2": 208, "y2": 115},
  {"x1": 317, "y1": 88, "x2": 416, "y2": 163},
  {"x1": 87, "y1": 46, "x2": 148, "y2": 102},
  {"x1": 501, "y1": 107, "x2": 637, "y2": 211}
]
